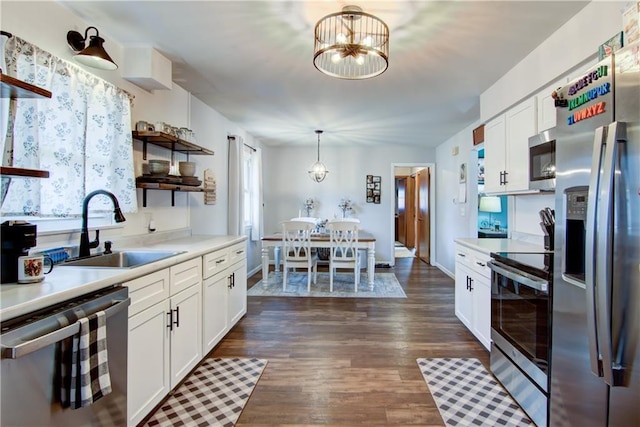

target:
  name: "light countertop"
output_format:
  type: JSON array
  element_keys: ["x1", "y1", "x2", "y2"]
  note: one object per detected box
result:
[
  {"x1": 455, "y1": 238, "x2": 547, "y2": 254},
  {"x1": 1, "y1": 234, "x2": 246, "y2": 322}
]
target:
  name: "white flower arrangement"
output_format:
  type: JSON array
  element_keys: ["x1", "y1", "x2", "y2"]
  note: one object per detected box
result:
[
  {"x1": 303, "y1": 198, "x2": 315, "y2": 217},
  {"x1": 338, "y1": 198, "x2": 353, "y2": 218}
]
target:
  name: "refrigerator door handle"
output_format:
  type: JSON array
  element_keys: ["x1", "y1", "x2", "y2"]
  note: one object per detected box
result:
[
  {"x1": 585, "y1": 125, "x2": 606, "y2": 377},
  {"x1": 597, "y1": 121, "x2": 626, "y2": 386}
]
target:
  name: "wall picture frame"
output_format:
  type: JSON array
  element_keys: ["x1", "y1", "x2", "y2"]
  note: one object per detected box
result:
[{"x1": 366, "y1": 175, "x2": 381, "y2": 203}]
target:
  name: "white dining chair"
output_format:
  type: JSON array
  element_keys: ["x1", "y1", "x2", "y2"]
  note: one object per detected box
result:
[
  {"x1": 281, "y1": 220, "x2": 318, "y2": 291},
  {"x1": 327, "y1": 220, "x2": 360, "y2": 292}
]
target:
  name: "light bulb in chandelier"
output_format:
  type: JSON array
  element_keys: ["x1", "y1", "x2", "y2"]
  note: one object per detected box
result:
[{"x1": 309, "y1": 161, "x2": 328, "y2": 183}]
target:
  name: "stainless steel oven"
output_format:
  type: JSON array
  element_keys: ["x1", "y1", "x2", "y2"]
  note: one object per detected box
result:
[
  {"x1": 488, "y1": 251, "x2": 552, "y2": 427},
  {"x1": 529, "y1": 130, "x2": 556, "y2": 191}
]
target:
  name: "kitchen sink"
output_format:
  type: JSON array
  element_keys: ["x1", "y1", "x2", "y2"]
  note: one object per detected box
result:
[{"x1": 60, "y1": 250, "x2": 184, "y2": 268}]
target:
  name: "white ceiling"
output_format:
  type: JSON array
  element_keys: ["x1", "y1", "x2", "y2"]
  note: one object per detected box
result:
[{"x1": 60, "y1": 1, "x2": 589, "y2": 148}]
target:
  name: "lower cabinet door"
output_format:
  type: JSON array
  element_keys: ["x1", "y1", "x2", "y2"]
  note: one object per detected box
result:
[
  {"x1": 128, "y1": 299, "x2": 171, "y2": 427},
  {"x1": 473, "y1": 274, "x2": 492, "y2": 350},
  {"x1": 228, "y1": 261, "x2": 247, "y2": 327},
  {"x1": 454, "y1": 263, "x2": 473, "y2": 330},
  {"x1": 170, "y1": 284, "x2": 202, "y2": 389},
  {"x1": 203, "y1": 272, "x2": 228, "y2": 355}
]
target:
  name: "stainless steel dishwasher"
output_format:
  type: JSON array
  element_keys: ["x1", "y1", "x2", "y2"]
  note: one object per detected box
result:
[{"x1": 1, "y1": 286, "x2": 130, "y2": 426}]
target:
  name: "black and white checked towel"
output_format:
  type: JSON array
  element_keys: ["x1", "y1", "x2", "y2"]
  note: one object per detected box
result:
[{"x1": 63, "y1": 310, "x2": 112, "y2": 409}]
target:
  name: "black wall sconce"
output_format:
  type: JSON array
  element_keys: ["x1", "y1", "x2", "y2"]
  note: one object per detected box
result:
[{"x1": 67, "y1": 26, "x2": 118, "y2": 70}]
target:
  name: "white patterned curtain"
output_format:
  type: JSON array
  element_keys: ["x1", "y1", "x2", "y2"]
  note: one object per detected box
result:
[
  {"x1": 250, "y1": 147, "x2": 263, "y2": 241},
  {"x1": 227, "y1": 135, "x2": 244, "y2": 235},
  {"x1": 1, "y1": 36, "x2": 136, "y2": 216}
]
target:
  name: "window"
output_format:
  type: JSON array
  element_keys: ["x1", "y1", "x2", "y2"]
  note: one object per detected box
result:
[
  {"x1": 0, "y1": 35, "x2": 136, "y2": 233},
  {"x1": 243, "y1": 147, "x2": 254, "y2": 227}
]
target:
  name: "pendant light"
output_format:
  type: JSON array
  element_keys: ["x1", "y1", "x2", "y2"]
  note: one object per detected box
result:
[
  {"x1": 308, "y1": 130, "x2": 328, "y2": 183},
  {"x1": 313, "y1": 5, "x2": 389, "y2": 80}
]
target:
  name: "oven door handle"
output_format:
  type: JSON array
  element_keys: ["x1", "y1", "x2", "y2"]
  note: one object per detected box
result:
[
  {"x1": 1, "y1": 297, "x2": 130, "y2": 360},
  {"x1": 488, "y1": 261, "x2": 549, "y2": 292}
]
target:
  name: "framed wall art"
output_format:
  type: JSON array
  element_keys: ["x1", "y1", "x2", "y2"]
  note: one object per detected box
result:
[{"x1": 366, "y1": 175, "x2": 381, "y2": 204}]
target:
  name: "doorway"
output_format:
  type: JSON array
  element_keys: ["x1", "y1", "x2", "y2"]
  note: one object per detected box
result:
[{"x1": 393, "y1": 164, "x2": 433, "y2": 265}]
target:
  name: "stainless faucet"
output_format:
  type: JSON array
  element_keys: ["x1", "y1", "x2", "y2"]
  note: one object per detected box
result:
[{"x1": 79, "y1": 190, "x2": 126, "y2": 257}]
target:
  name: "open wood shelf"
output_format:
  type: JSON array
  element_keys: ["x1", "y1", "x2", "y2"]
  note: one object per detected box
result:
[
  {"x1": 0, "y1": 166, "x2": 50, "y2": 178},
  {"x1": 0, "y1": 74, "x2": 52, "y2": 99},
  {"x1": 136, "y1": 182, "x2": 213, "y2": 207},
  {"x1": 132, "y1": 131, "x2": 214, "y2": 160}
]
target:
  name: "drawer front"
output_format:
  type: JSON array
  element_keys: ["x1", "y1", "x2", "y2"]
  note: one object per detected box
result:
[
  {"x1": 454, "y1": 245, "x2": 472, "y2": 269},
  {"x1": 170, "y1": 257, "x2": 202, "y2": 295},
  {"x1": 228, "y1": 241, "x2": 246, "y2": 264},
  {"x1": 471, "y1": 251, "x2": 492, "y2": 279},
  {"x1": 125, "y1": 268, "x2": 171, "y2": 317},
  {"x1": 203, "y1": 249, "x2": 230, "y2": 279}
]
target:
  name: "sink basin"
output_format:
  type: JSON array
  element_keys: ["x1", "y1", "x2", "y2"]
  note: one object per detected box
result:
[{"x1": 61, "y1": 250, "x2": 184, "y2": 268}]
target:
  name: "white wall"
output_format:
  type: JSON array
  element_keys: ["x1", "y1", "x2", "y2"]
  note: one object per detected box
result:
[
  {"x1": 263, "y1": 144, "x2": 434, "y2": 264},
  {"x1": 481, "y1": 1, "x2": 626, "y2": 121},
  {"x1": 434, "y1": 122, "x2": 480, "y2": 276}
]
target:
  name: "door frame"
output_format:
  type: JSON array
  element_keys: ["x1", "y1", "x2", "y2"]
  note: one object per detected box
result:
[{"x1": 389, "y1": 162, "x2": 435, "y2": 267}]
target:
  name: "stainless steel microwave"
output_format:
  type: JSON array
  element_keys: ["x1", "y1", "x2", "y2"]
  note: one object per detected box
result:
[{"x1": 528, "y1": 129, "x2": 556, "y2": 191}]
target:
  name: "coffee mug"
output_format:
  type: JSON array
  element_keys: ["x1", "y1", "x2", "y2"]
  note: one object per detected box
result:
[{"x1": 18, "y1": 255, "x2": 53, "y2": 283}]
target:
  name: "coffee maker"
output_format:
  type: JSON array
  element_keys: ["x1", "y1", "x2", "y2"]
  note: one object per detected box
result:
[{"x1": 1, "y1": 220, "x2": 37, "y2": 283}]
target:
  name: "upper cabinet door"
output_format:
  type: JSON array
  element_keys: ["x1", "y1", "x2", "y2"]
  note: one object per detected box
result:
[
  {"x1": 537, "y1": 78, "x2": 567, "y2": 132},
  {"x1": 505, "y1": 97, "x2": 537, "y2": 193},
  {"x1": 483, "y1": 114, "x2": 506, "y2": 194}
]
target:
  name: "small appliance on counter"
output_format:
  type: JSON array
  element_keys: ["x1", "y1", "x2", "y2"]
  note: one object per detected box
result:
[{"x1": 1, "y1": 220, "x2": 37, "y2": 284}]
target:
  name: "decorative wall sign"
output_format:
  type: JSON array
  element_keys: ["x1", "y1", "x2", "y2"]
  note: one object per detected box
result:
[{"x1": 366, "y1": 175, "x2": 381, "y2": 204}]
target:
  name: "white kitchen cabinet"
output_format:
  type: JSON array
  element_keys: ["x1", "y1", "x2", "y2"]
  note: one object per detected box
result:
[
  {"x1": 126, "y1": 258, "x2": 202, "y2": 427},
  {"x1": 483, "y1": 114, "x2": 506, "y2": 194},
  {"x1": 228, "y1": 259, "x2": 247, "y2": 326},
  {"x1": 202, "y1": 241, "x2": 247, "y2": 355},
  {"x1": 454, "y1": 244, "x2": 492, "y2": 350},
  {"x1": 455, "y1": 261, "x2": 474, "y2": 328},
  {"x1": 484, "y1": 97, "x2": 538, "y2": 194},
  {"x1": 203, "y1": 270, "x2": 229, "y2": 354},
  {"x1": 169, "y1": 283, "x2": 202, "y2": 389},
  {"x1": 537, "y1": 82, "x2": 559, "y2": 132},
  {"x1": 127, "y1": 299, "x2": 170, "y2": 427}
]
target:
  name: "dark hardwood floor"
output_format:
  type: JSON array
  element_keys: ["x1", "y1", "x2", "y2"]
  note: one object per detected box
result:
[{"x1": 209, "y1": 257, "x2": 490, "y2": 426}]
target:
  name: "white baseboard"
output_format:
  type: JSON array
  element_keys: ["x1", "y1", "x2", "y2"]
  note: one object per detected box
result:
[{"x1": 435, "y1": 262, "x2": 454, "y2": 279}]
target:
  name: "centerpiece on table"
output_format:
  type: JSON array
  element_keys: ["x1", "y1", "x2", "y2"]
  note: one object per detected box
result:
[
  {"x1": 338, "y1": 198, "x2": 354, "y2": 218},
  {"x1": 303, "y1": 198, "x2": 315, "y2": 217}
]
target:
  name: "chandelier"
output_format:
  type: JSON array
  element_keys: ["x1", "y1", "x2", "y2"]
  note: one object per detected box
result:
[
  {"x1": 313, "y1": 5, "x2": 389, "y2": 80},
  {"x1": 308, "y1": 130, "x2": 328, "y2": 183}
]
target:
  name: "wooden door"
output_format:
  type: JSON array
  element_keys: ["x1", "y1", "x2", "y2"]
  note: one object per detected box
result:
[
  {"x1": 417, "y1": 168, "x2": 430, "y2": 264},
  {"x1": 406, "y1": 175, "x2": 416, "y2": 250},
  {"x1": 395, "y1": 177, "x2": 407, "y2": 245}
]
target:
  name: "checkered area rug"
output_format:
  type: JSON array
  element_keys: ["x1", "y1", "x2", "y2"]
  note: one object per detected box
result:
[
  {"x1": 248, "y1": 272, "x2": 406, "y2": 298},
  {"x1": 417, "y1": 358, "x2": 534, "y2": 426},
  {"x1": 146, "y1": 358, "x2": 267, "y2": 427}
]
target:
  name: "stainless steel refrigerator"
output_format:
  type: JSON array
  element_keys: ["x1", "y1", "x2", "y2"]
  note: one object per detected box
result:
[{"x1": 551, "y1": 42, "x2": 639, "y2": 426}]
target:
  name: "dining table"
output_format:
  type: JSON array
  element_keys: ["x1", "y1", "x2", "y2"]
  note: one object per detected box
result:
[{"x1": 261, "y1": 231, "x2": 377, "y2": 285}]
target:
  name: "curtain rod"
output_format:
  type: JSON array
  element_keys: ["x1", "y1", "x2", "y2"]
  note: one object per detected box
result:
[{"x1": 228, "y1": 135, "x2": 256, "y2": 152}]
